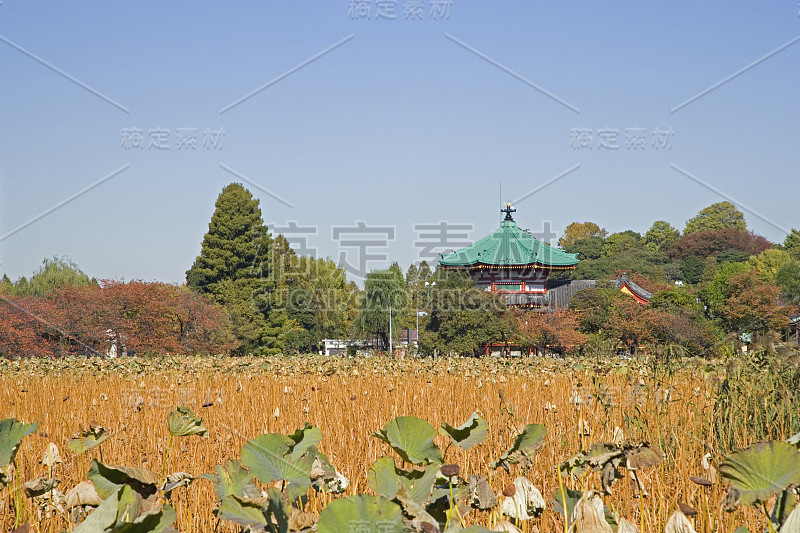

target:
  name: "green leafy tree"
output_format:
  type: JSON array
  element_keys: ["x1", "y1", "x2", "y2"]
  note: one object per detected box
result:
[
  {"x1": 784, "y1": 229, "x2": 800, "y2": 260},
  {"x1": 684, "y1": 201, "x2": 746, "y2": 234},
  {"x1": 601, "y1": 231, "x2": 642, "y2": 258},
  {"x1": 420, "y1": 270, "x2": 513, "y2": 356},
  {"x1": 186, "y1": 183, "x2": 287, "y2": 354},
  {"x1": 353, "y1": 264, "x2": 407, "y2": 349},
  {"x1": 565, "y1": 236, "x2": 604, "y2": 261},
  {"x1": 402, "y1": 261, "x2": 433, "y2": 329},
  {"x1": 558, "y1": 221, "x2": 607, "y2": 248},
  {"x1": 644, "y1": 221, "x2": 680, "y2": 253},
  {"x1": 568, "y1": 285, "x2": 626, "y2": 333},
  {"x1": 775, "y1": 260, "x2": 800, "y2": 308},
  {"x1": 703, "y1": 263, "x2": 786, "y2": 334},
  {"x1": 566, "y1": 232, "x2": 668, "y2": 281},
  {"x1": 700, "y1": 255, "x2": 718, "y2": 284},
  {"x1": 748, "y1": 249, "x2": 795, "y2": 283},
  {"x1": 282, "y1": 256, "x2": 358, "y2": 352},
  {"x1": 680, "y1": 255, "x2": 706, "y2": 285},
  {"x1": 2, "y1": 256, "x2": 96, "y2": 296},
  {"x1": 561, "y1": 236, "x2": 607, "y2": 280},
  {"x1": 702, "y1": 262, "x2": 752, "y2": 313},
  {"x1": 0, "y1": 275, "x2": 12, "y2": 295}
]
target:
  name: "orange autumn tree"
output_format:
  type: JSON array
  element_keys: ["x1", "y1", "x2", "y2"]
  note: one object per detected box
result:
[
  {"x1": 514, "y1": 308, "x2": 587, "y2": 355},
  {"x1": 605, "y1": 297, "x2": 659, "y2": 356},
  {"x1": 50, "y1": 281, "x2": 237, "y2": 356},
  {"x1": 0, "y1": 295, "x2": 58, "y2": 357},
  {"x1": 712, "y1": 270, "x2": 788, "y2": 335},
  {"x1": 0, "y1": 281, "x2": 236, "y2": 357}
]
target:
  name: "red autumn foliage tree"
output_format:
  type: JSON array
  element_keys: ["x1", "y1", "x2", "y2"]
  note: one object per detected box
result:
[
  {"x1": 514, "y1": 308, "x2": 587, "y2": 355},
  {"x1": 668, "y1": 228, "x2": 771, "y2": 260},
  {"x1": 0, "y1": 281, "x2": 235, "y2": 357},
  {"x1": 605, "y1": 298, "x2": 660, "y2": 355},
  {"x1": 0, "y1": 295, "x2": 58, "y2": 357},
  {"x1": 711, "y1": 270, "x2": 788, "y2": 334}
]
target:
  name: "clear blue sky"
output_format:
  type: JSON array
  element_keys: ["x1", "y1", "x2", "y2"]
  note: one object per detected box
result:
[{"x1": 1, "y1": 1, "x2": 798, "y2": 285}]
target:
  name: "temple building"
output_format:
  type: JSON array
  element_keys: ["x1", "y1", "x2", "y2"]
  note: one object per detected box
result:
[
  {"x1": 439, "y1": 204, "x2": 653, "y2": 310},
  {"x1": 439, "y1": 204, "x2": 581, "y2": 309}
]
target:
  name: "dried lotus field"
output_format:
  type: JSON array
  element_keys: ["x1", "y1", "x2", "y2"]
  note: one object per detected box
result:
[{"x1": 0, "y1": 355, "x2": 796, "y2": 532}]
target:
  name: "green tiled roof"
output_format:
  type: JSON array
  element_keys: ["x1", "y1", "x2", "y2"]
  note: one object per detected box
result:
[{"x1": 439, "y1": 219, "x2": 579, "y2": 268}]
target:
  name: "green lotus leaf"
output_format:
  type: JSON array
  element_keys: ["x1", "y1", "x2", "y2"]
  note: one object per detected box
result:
[
  {"x1": 767, "y1": 486, "x2": 797, "y2": 530},
  {"x1": 167, "y1": 407, "x2": 208, "y2": 438},
  {"x1": 367, "y1": 457, "x2": 437, "y2": 504},
  {"x1": 373, "y1": 416, "x2": 443, "y2": 466},
  {"x1": 112, "y1": 503, "x2": 177, "y2": 533},
  {"x1": 440, "y1": 412, "x2": 488, "y2": 451},
  {"x1": 74, "y1": 485, "x2": 175, "y2": 532},
  {"x1": 73, "y1": 487, "x2": 127, "y2": 533},
  {"x1": 67, "y1": 426, "x2": 108, "y2": 454},
  {"x1": 0, "y1": 418, "x2": 39, "y2": 466},
  {"x1": 199, "y1": 459, "x2": 260, "y2": 501},
  {"x1": 317, "y1": 494, "x2": 404, "y2": 533},
  {"x1": 367, "y1": 457, "x2": 402, "y2": 500},
  {"x1": 219, "y1": 487, "x2": 292, "y2": 533},
  {"x1": 241, "y1": 433, "x2": 314, "y2": 500},
  {"x1": 115, "y1": 483, "x2": 141, "y2": 523},
  {"x1": 262, "y1": 486, "x2": 291, "y2": 533},
  {"x1": 88, "y1": 459, "x2": 159, "y2": 500},
  {"x1": 552, "y1": 487, "x2": 583, "y2": 521},
  {"x1": 490, "y1": 423, "x2": 546, "y2": 472},
  {"x1": 719, "y1": 440, "x2": 800, "y2": 508},
  {"x1": 286, "y1": 423, "x2": 323, "y2": 461},
  {"x1": 218, "y1": 495, "x2": 269, "y2": 530},
  {"x1": 780, "y1": 504, "x2": 800, "y2": 533}
]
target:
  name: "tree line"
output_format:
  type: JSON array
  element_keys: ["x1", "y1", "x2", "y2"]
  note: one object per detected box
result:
[{"x1": 1, "y1": 184, "x2": 798, "y2": 358}]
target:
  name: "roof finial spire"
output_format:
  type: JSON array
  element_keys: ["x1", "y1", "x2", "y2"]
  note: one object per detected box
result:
[{"x1": 501, "y1": 201, "x2": 516, "y2": 221}]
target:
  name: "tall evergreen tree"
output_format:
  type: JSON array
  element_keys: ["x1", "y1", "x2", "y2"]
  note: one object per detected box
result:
[{"x1": 187, "y1": 183, "x2": 288, "y2": 354}]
